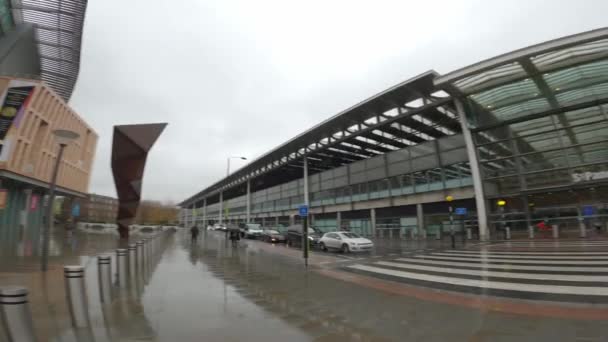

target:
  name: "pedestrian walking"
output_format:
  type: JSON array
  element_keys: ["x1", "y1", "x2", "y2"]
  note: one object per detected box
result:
[
  {"x1": 190, "y1": 225, "x2": 199, "y2": 241},
  {"x1": 229, "y1": 228, "x2": 240, "y2": 247}
]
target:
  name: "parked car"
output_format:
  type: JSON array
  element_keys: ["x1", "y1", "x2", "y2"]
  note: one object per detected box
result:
[
  {"x1": 239, "y1": 223, "x2": 264, "y2": 239},
  {"x1": 208, "y1": 224, "x2": 226, "y2": 231},
  {"x1": 285, "y1": 224, "x2": 323, "y2": 249},
  {"x1": 319, "y1": 231, "x2": 374, "y2": 253},
  {"x1": 261, "y1": 229, "x2": 285, "y2": 243}
]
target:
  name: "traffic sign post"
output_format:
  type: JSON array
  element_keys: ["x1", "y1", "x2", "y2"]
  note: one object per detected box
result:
[{"x1": 299, "y1": 205, "x2": 309, "y2": 266}]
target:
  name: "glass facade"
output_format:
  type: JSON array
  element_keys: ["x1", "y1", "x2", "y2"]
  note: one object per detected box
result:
[
  {"x1": 459, "y1": 37, "x2": 608, "y2": 234},
  {"x1": 202, "y1": 134, "x2": 472, "y2": 223},
  {"x1": 0, "y1": 0, "x2": 14, "y2": 35}
]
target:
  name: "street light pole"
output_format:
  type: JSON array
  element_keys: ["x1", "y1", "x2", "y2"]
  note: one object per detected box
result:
[
  {"x1": 42, "y1": 129, "x2": 79, "y2": 271},
  {"x1": 226, "y1": 156, "x2": 247, "y2": 176},
  {"x1": 225, "y1": 156, "x2": 246, "y2": 224}
]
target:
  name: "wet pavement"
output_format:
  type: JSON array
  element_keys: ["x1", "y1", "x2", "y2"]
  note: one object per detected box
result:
[{"x1": 1, "y1": 226, "x2": 608, "y2": 341}]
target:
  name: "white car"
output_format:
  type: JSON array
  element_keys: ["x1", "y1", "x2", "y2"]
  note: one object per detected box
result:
[
  {"x1": 240, "y1": 223, "x2": 264, "y2": 239},
  {"x1": 319, "y1": 232, "x2": 374, "y2": 253},
  {"x1": 208, "y1": 224, "x2": 226, "y2": 231}
]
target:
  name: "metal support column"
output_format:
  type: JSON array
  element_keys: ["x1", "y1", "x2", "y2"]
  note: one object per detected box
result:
[
  {"x1": 219, "y1": 192, "x2": 223, "y2": 225},
  {"x1": 336, "y1": 211, "x2": 342, "y2": 230},
  {"x1": 416, "y1": 203, "x2": 425, "y2": 238},
  {"x1": 370, "y1": 208, "x2": 376, "y2": 238},
  {"x1": 203, "y1": 198, "x2": 207, "y2": 228},
  {"x1": 191, "y1": 203, "x2": 195, "y2": 228},
  {"x1": 454, "y1": 98, "x2": 489, "y2": 241},
  {"x1": 246, "y1": 180, "x2": 251, "y2": 223}
]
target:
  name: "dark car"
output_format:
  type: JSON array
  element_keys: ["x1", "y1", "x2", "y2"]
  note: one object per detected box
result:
[
  {"x1": 261, "y1": 229, "x2": 286, "y2": 243},
  {"x1": 285, "y1": 224, "x2": 323, "y2": 249}
]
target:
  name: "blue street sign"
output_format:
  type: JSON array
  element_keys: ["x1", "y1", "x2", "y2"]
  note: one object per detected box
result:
[
  {"x1": 71, "y1": 203, "x2": 80, "y2": 217},
  {"x1": 455, "y1": 207, "x2": 467, "y2": 215},
  {"x1": 582, "y1": 205, "x2": 595, "y2": 217},
  {"x1": 298, "y1": 205, "x2": 308, "y2": 217}
]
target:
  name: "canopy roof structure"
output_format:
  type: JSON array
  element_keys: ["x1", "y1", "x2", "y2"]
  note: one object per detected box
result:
[
  {"x1": 182, "y1": 27, "x2": 608, "y2": 206},
  {"x1": 181, "y1": 71, "x2": 462, "y2": 206},
  {"x1": 435, "y1": 27, "x2": 608, "y2": 196},
  {"x1": 11, "y1": 0, "x2": 88, "y2": 101}
]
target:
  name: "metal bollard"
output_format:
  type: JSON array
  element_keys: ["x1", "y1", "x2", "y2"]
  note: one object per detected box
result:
[
  {"x1": 529, "y1": 225, "x2": 535, "y2": 239},
  {"x1": 64, "y1": 266, "x2": 90, "y2": 328},
  {"x1": 97, "y1": 256, "x2": 112, "y2": 303},
  {"x1": 136, "y1": 241, "x2": 144, "y2": 272},
  {"x1": 0, "y1": 286, "x2": 37, "y2": 342},
  {"x1": 552, "y1": 224, "x2": 559, "y2": 239},
  {"x1": 435, "y1": 230, "x2": 441, "y2": 240},
  {"x1": 409, "y1": 229, "x2": 415, "y2": 240},
  {"x1": 128, "y1": 244, "x2": 137, "y2": 276},
  {"x1": 116, "y1": 249, "x2": 128, "y2": 287},
  {"x1": 505, "y1": 227, "x2": 511, "y2": 240},
  {"x1": 466, "y1": 227, "x2": 472, "y2": 240}
]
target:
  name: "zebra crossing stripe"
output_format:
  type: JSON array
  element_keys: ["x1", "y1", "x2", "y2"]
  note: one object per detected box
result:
[
  {"x1": 429, "y1": 252, "x2": 608, "y2": 260},
  {"x1": 374, "y1": 261, "x2": 608, "y2": 282},
  {"x1": 414, "y1": 255, "x2": 608, "y2": 265},
  {"x1": 490, "y1": 242, "x2": 608, "y2": 246},
  {"x1": 442, "y1": 251, "x2": 608, "y2": 256},
  {"x1": 346, "y1": 264, "x2": 608, "y2": 296},
  {"x1": 395, "y1": 257, "x2": 608, "y2": 272}
]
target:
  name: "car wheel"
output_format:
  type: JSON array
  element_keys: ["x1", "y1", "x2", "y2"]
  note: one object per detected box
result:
[
  {"x1": 320, "y1": 242, "x2": 327, "y2": 252},
  {"x1": 341, "y1": 244, "x2": 349, "y2": 253}
]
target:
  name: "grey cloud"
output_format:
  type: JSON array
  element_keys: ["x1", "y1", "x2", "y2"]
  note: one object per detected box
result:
[{"x1": 69, "y1": 0, "x2": 608, "y2": 202}]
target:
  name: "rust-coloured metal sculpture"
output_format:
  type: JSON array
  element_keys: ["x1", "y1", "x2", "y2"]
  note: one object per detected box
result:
[{"x1": 111, "y1": 123, "x2": 167, "y2": 239}]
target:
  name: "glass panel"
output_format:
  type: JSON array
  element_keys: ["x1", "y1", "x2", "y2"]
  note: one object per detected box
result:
[
  {"x1": 544, "y1": 59, "x2": 608, "y2": 92},
  {"x1": 454, "y1": 62, "x2": 527, "y2": 93},
  {"x1": 520, "y1": 130, "x2": 562, "y2": 152},
  {"x1": 492, "y1": 98, "x2": 551, "y2": 122},
  {"x1": 389, "y1": 177, "x2": 402, "y2": 196},
  {"x1": 510, "y1": 115, "x2": 555, "y2": 136},
  {"x1": 444, "y1": 164, "x2": 462, "y2": 188},
  {"x1": 470, "y1": 78, "x2": 539, "y2": 110},
  {"x1": 532, "y1": 39, "x2": 608, "y2": 71},
  {"x1": 413, "y1": 171, "x2": 428, "y2": 192},
  {"x1": 352, "y1": 183, "x2": 369, "y2": 202},
  {"x1": 428, "y1": 168, "x2": 443, "y2": 191},
  {"x1": 556, "y1": 82, "x2": 608, "y2": 107},
  {"x1": 520, "y1": 151, "x2": 569, "y2": 173},
  {"x1": 482, "y1": 158, "x2": 518, "y2": 178},
  {"x1": 401, "y1": 174, "x2": 414, "y2": 194},
  {"x1": 568, "y1": 141, "x2": 608, "y2": 166},
  {"x1": 524, "y1": 169, "x2": 571, "y2": 190}
]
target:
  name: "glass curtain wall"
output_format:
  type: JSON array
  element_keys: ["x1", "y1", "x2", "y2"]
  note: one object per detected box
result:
[{"x1": 460, "y1": 38, "x2": 608, "y2": 234}]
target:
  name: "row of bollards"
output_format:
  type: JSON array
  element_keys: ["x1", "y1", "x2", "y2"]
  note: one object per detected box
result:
[{"x1": 0, "y1": 229, "x2": 174, "y2": 342}]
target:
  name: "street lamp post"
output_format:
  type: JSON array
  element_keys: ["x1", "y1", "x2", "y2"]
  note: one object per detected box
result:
[
  {"x1": 42, "y1": 129, "x2": 79, "y2": 271},
  {"x1": 226, "y1": 156, "x2": 247, "y2": 176},
  {"x1": 225, "y1": 156, "x2": 246, "y2": 224}
]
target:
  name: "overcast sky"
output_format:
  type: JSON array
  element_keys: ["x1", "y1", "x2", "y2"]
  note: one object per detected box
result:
[{"x1": 69, "y1": 0, "x2": 608, "y2": 203}]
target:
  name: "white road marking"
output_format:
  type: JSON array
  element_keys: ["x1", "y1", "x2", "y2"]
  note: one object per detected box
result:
[
  {"x1": 445, "y1": 251, "x2": 608, "y2": 256},
  {"x1": 394, "y1": 257, "x2": 608, "y2": 272},
  {"x1": 375, "y1": 261, "x2": 608, "y2": 282},
  {"x1": 347, "y1": 264, "x2": 608, "y2": 296},
  {"x1": 414, "y1": 255, "x2": 608, "y2": 265},
  {"x1": 430, "y1": 252, "x2": 608, "y2": 260}
]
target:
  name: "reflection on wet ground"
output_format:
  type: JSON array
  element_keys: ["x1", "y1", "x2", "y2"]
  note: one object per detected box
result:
[{"x1": 1, "y1": 226, "x2": 608, "y2": 341}]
